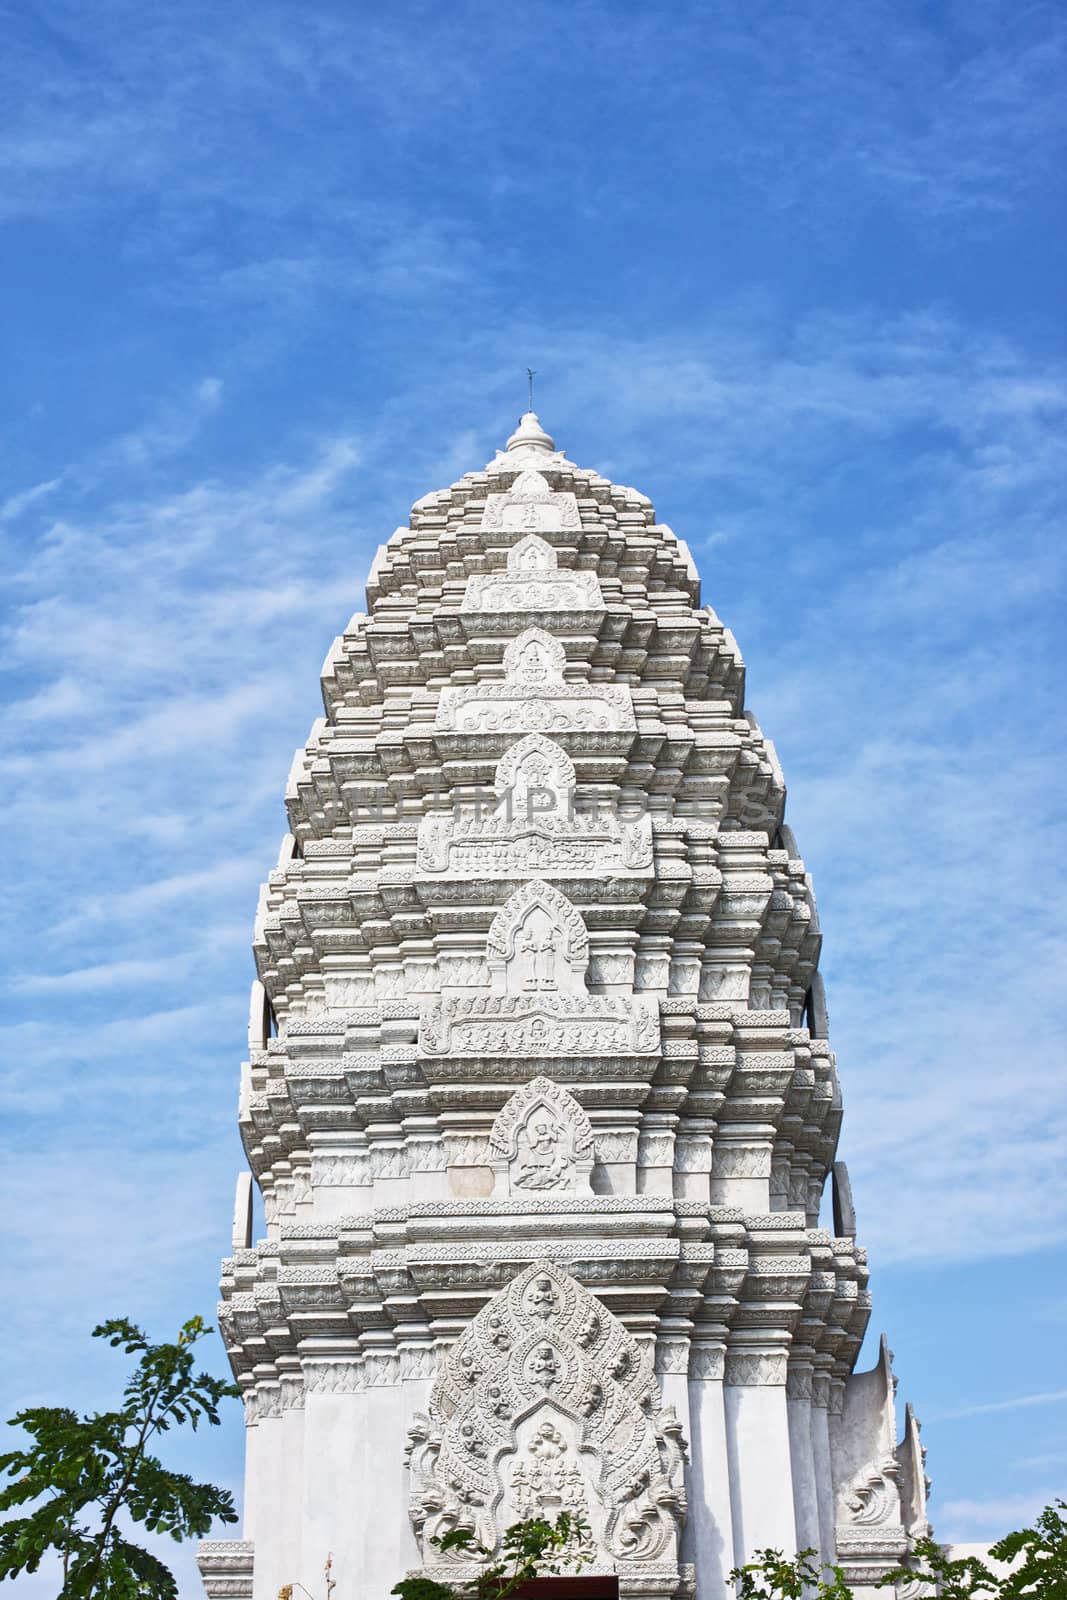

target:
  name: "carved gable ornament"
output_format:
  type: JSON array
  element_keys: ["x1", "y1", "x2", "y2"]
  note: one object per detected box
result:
[
  {"x1": 481, "y1": 469, "x2": 582, "y2": 534},
  {"x1": 494, "y1": 731, "x2": 575, "y2": 811},
  {"x1": 419, "y1": 880, "x2": 659, "y2": 1057},
  {"x1": 486, "y1": 879, "x2": 588, "y2": 995},
  {"x1": 489, "y1": 1077, "x2": 594, "y2": 1197},
  {"x1": 415, "y1": 734, "x2": 653, "y2": 880},
  {"x1": 405, "y1": 1259, "x2": 686, "y2": 1586},
  {"x1": 434, "y1": 626, "x2": 635, "y2": 736},
  {"x1": 461, "y1": 534, "x2": 604, "y2": 619},
  {"x1": 834, "y1": 1334, "x2": 907, "y2": 1563},
  {"x1": 510, "y1": 469, "x2": 554, "y2": 500}
]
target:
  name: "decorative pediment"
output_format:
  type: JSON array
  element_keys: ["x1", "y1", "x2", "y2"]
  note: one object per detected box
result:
[
  {"x1": 435, "y1": 627, "x2": 635, "y2": 735},
  {"x1": 419, "y1": 881, "x2": 657, "y2": 1057},
  {"x1": 461, "y1": 537, "x2": 604, "y2": 619},
  {"x1": 489, "y1": 1077, "x2": 594, "y2": 1197},
  {"x1": 494, "y1": 733, "x2": 575, "y2": 813},
  {"x1": 481, "y1": 468, "x2": 581, "y2": 534},
  {"x1": 508, "y1": 533, "x2": 556, "y2": 570},
  {"x1": 503, "y1": 628, "x2": 567, "y2": 685},
  {"x1": 415, "y1": 735, "x2": 653, "y2": 880},
  {"x1": 510, "y1": 469, "x2": 553, "y2": 500},
  {"x1": 405, "y1": 1259, "x2": 686, "y2": 1582},
  {"x1": 486, "y1": 880, "x2": 588, "y2": 995}
]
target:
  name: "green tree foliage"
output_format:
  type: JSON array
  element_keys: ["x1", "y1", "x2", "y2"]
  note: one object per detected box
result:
[
  {"x1": 0, "y1": 1315, "x2": 240, "y2": 1599},
  {"x1": 729, "y1": 1547, "x2": 852, "y2": 1599},
  {"x1": 878, "y1": 1498, "x2": 1067, "y2": 1598},
  {"x1": 401, "y1": 1499, "x2": 1067, "y2": 1600},
  {"x1": 724, "y1": 1500, "x2": 1067, "y2": 1600},
  {"x1": 390, "y1": 1512, "x2": 592, "y2": 1600}
]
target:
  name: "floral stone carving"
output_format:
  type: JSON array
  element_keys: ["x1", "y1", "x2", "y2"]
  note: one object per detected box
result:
[
  {"x1": 462, "y1": 534, "x2": 604, "y2": 616},
  {"x1": 486, "y1": 880, "x2": 589, "y2": 995},
  {"x1": 419, "y1": 881, "x2": 658, "y2": 1056},
  {"x1": 481, "y1": 470, "x2": 582, "y2": 534},
  {"x1": 489, "y1": 1077, "x2": 594, "y2": 1197},
  {"x1": 415, "y1": 735, "x2": 653, "y2": 880},
  {"x1": 404, "y1": 1258, "x2": 686, "y2": 1575},
  {"x1": 435, "y1": 626, "x2": 635, "y2": 734}
]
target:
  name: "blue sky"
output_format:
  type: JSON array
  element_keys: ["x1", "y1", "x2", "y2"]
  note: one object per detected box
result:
[{"x1": 2, "y1": 1, "x2": 1066, "y2": 1591}]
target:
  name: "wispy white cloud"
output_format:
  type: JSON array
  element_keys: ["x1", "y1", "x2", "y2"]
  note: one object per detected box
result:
[
  {"x1": 3, "y1": 2, "x2": 1061, "y2": 246},
  {"x1": 9, "y1": 920, "x2": 246, "y2": 995},
  {"x1": 0, "y1": 477, "x2": 62, "y2": 522},
  {"x1": 1014, "y1": 1451, "x2": 1067, "y2": 1472},
  {"x1": 104, "y1": 375, "x2": 224, "y2": 470},
  {"x1": 941, "y1": 1488, "x2": 1060, "y2": 1544},
  {"x1": 935, "y1": 1390, "x2": 1067, "y2": 1421}
]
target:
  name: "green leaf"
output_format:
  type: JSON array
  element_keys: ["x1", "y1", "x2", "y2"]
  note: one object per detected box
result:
[{"x1": 0, "y1": 1312, "x2": 239, "y2": 1598}]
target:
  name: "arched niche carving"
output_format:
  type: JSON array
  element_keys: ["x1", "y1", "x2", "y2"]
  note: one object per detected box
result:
[
  {"x1": 493, "y1": 734, "x2": 575, "y2": 820},
  {"x1": 507, "y1": 534, "x2": 557, "y2": 573},
  {"x1": 502, "y1": 627, "x2": 567, "y2": 688},
  {"x1": 485, "y1": 880, "x2": 589, "y2": 996},
  {"x1": 489, "y1": 1077, "x2": 594, "y2": 1197},
  {"x1": 509, "y1": 468, "x2": 553, "y2": 501},
  {"x1": 405, "y1": 1259, "x2": 686, "y2": 1580}
]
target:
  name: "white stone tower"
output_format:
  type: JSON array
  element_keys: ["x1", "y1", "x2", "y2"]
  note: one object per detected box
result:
[{"x1": 199, "y1": 414, "x2": 931, "y2": 1600}]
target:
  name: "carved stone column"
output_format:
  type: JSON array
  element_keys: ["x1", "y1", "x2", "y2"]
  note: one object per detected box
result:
[
  {"x1": 724, "y1": 1342, "x2": 797, "y2": 1563},
  {"x1": 300, "y1": 1359, "x2": 363, "y2": 1600},
  {"x1": 686, "y1": 1338, "x2": 735, "y2": 1600},
  {"x1": 637, "y1": 1114, "x2": 677, "y2": 1196},
  {"x1": 811, "y1": 1364, "x2": 836, "y2": 1569},
  {"x1": 786, "y1": 1352, "x2": 822, "y2": 1561},
  {"x1": 709, "y1": 1129, "x2": 773, "y2": 1210}
]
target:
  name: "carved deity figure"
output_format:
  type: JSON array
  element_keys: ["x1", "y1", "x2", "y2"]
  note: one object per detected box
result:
[
  {"x1": 511, "y1": 1423, "x2": 588, "y2": 1520},
  {"x1": 488, "y1": 1078, "x2": 594, "y2": 1199},
  {"x1": 516, "y1": 638, "x2": 551, "y2": 683},
  {"x1": 529, "y1": 1345, "x2": 560, "y2": 1389},
  {"x1": 526, "y1": 1274, "x2": 561, "y2": 1318},
  {"x1": 518, "y1": 928, "x2": 559, "y2": 991},
  {"x1": 513, "y1": 1116, "x2": 571, "y2": 1191}
]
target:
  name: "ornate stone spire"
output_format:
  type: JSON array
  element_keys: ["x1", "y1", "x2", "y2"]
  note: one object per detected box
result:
[
  {"x1": 505, "y1": 410, "x2": 555, "y2": 453},
  {"x1": 200, "y1": 414, "x2": 934, "y2": 1600}
]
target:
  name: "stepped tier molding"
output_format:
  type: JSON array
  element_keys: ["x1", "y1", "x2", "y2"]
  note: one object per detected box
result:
[{"x1": 201, "y1": 413, "x2": 933, "y2": 1600}]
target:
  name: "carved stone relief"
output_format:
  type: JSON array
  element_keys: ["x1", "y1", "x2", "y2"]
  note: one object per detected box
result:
[
  {"x1": 404, "y1": 1259, "x2": 686, "y2": 1576},
  {"x1": 462, "y1": 535, "x2": 603, "y2": 615},
  {"x1": 435, "y1": 627, "x2": 635, "y2": 734},
  {"x1": 487, "y1": 880, "x2": 588, "y2": 995},
  {"x1": 509, "y1": 1420, "x2": 589, "y2": 1518},
  {"x1": 489, "y1": 1077, "x2": 594, "y2": 1197},
  {"x1": 419, "y1": 992, "x2": 658, "y2": 1057},
  {"x1": 481, "y1": 472, "x2": 582, "y2": 533},
  {"x1": 495, "y1": 731, "x2": 575, "y2": 814},
  {"x1": 416, "y1": 735, "x2": 652, "y2": 879}
]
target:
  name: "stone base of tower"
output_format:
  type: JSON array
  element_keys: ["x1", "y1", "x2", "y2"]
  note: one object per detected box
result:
[
  {"x1": 196, "y1": 1539, "x2": 254, "y2": 1599},
  {"x1": 201, "y1": 1259, "x2": 928, "y2": 1600}
]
